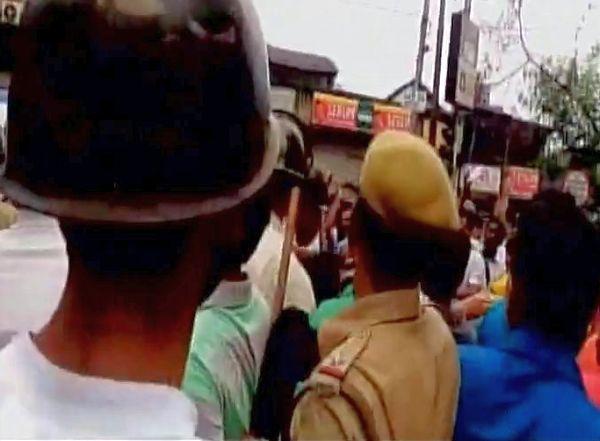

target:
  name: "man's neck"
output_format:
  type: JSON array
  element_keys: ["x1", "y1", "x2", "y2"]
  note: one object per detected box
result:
[
  {"x1": 354, "y1": 259, "x2": 418, "y2": 299},
  {"x1": 34, "y1": 255, "x2": 210, "y2": 388}
]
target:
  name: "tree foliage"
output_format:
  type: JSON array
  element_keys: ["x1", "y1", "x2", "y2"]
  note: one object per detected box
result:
[
  {"x1": 479, "y1": 0, "x2": 521, "y2": 82},
  {"x1": 479, "y1": 0, "x2": 600, "y2": 153},
  {"x1": 526, "y1": 45, "x2": 600, "y2": 151}
]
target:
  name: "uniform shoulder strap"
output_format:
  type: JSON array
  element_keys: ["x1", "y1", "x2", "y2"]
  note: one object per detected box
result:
[
  {"x1": 296, "y1": 330, "x2": 393, "y2": 440},
  {"x1": 305, "y1": 330, "x2": 370, "y2": 397}
]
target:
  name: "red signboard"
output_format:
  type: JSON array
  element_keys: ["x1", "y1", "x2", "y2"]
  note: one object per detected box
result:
[
  {"x1": 312, "y1": 92, "x2": 358, "y2": 131},
  {"x1": 373, "y1": 104, "x2": 412, "y2": 133},
  {"x1": 506, "y1": 167, "x2": 540, "y2": 200}
]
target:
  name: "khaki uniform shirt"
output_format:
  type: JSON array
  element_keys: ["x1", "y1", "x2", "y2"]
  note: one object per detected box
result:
[
  {"x1": 291, "y1": 289, "x2": 459, "y2": 440},
  {"x1": 0, "y1": 202, "x2": 17, "y2": 231}
]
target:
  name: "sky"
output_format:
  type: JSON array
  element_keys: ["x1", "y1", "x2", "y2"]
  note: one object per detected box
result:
[{"x1": 255, "y1": 0, "x2": 600, "y2": 118}]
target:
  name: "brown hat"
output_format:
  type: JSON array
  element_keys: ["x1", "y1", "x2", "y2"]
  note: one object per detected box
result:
[{"x1": 360, "y1": 131, "x2": 460, "y2": 233}]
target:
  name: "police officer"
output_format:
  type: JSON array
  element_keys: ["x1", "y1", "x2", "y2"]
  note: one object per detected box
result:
[
  {"x1": 0, "y1": 0, "x2": 278, "y2": 438},
  {"x1": 291, "y1": 131, "x2": 467, "y2": 440}
]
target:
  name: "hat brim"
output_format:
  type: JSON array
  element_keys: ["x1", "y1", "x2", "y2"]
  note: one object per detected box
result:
[
  {"x1": 359, "y1": 197, "x2": 470, "y2": 256},
  {"x1": 0, "y1": 123, "x2": 279, "y2": 225}
]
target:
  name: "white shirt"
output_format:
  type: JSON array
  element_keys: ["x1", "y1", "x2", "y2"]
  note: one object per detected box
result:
[
  {"x1": 487, "y1": 242, "x2": 507, "y2": 283},
  {"x1": 244, "y1": 216, "x2": 316, "y2": 316},
  {"x1": 0, "y1": 209, "x2": 68, "y2": 333},
  {"x1": 460, "y1": 241, "x2": 487, "y2": 294},
  {"x1": 0, "y1": 334, "x2": 199, "y2": 439},
  {"x1": 182, "y1": 280, "x2": 272, "y2": 440}
]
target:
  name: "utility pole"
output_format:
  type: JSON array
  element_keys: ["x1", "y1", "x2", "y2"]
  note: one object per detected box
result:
[
  {"x1": 465, "y1": 0, "x2": 472, "y2": 17},
  {"x1": 429, "y1": 0, "x2": 446, "y2": 147},
  {"x1": 413, "y1": 0, "x2": 430, "y2": 116},
  {"x1": 452, "y1": 0, "x2": 473, "y2": 194}
]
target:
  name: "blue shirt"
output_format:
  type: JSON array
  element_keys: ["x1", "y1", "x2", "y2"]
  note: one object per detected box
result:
[
  {"x1": 455, "y1": 327, "x2": 600, "y2": 441},
  {"x1": 477, "y1": 299, "x2": 509, "y2": 347}
]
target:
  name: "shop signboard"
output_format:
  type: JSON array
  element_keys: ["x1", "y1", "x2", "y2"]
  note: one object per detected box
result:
[
  {"x1": 564, "y1": 170, "x2": 590, "y2": 207},
  {"x1": 373, "y1": 104, "x2": 412, "y2": 133},
  {"x1": 312, "y1": 92, "x2": 358, "y2": 131},
  {"x1": 461, "y1": 164, "x2": 501, "y2": 195},
  {"x1": 506, "y1": 167, "x2": 540, "y2": 200},
  {"x1": 446, "y1": 12, "x2": 480, "y2": 109},
  {"x1": 357, "y1": 100, "x2": 374, "y2": 131}
]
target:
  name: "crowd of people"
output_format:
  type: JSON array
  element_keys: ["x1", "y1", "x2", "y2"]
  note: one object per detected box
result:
[{"x1": 0, "y1": 0, "x2": 598, "y2": 440}]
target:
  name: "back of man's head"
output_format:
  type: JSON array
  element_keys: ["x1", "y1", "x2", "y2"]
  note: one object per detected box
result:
[
  {"x1": 60, "y1": 221, "x2": 197, "y2": 278},
  {"x1": 2, "y1": 0, "x2": 278, "y2": 287},
  {"x1": 352, "y1": 131, "x2": 469, "y2": 292},
  {"x1": 350, "y1": 199, "x2": 469, "y2": 295},
  {"x1": 508, "y1": 190, "x2": 600, "y2": 347}
]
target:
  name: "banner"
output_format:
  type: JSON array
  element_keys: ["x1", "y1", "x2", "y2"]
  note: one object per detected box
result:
[
  {"x1": 461, "y1": 164, "x2": 501, "y2": 195},
  {"x1": 312, "y1": 93, "x2": 358, "y2": 131},
  {"x1": 356, "y1": 100, "x2": 374, "y2": 131},
  {"x1": 373, "y1": 104, "x2": 412, "y2": 133},
  {"x1": 506, "y1": 167, "x2": 540, "y2": 200}
]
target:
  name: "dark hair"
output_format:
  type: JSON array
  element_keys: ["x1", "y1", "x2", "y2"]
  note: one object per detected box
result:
[
  {"x1": 61, "y1": 222, "x2": 196, "y2": 277},
  {"x1": 61, "y1": 195, "x2": 270, "y2": 279},
  {"x1": 483, "y1": 216, "x2": 507, "y2": 259},
  {"x1": 508, "y1": 190, "x2": 600, "y2": 347},
  {"x1": 350, "y1": 199, "x2": 469, "y2": 288},
  {"x1": 465, "y1": 212, "x2": 483, "y2": 231},
  {"x1": 422, "y1": 242, "x2": 470, "y2": 305},
  {"x1": 351, "y1": 199, "x2": 432, "y2": 282}
]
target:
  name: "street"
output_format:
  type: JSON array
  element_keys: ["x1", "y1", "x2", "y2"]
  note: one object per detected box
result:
[{"x1": 0, "y1": 208, "x2": 67, "y2": 334}]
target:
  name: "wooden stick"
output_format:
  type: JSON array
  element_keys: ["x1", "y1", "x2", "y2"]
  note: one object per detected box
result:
[{"x1": 274, "y1": 186, "x2": 301, "y2": 318}]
